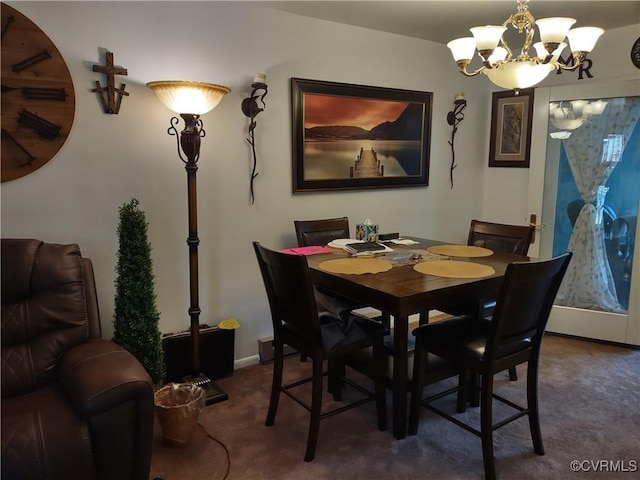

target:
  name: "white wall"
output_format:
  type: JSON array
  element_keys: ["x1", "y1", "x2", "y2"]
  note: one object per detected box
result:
[
  {"x1": 1, "y1": 1, "x2": 489, "y2": 362},
  {"x1": 2, "y1": 1, "x2": 637, "y2": 364}
]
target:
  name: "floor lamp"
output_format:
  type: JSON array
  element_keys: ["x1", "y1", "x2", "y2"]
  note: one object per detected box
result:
[{"x1": 147, "y1": 80, "x2": 231, "y2": 405}]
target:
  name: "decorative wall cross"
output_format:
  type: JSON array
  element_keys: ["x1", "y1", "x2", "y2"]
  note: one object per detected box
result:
[{"x1": 92, "y1": 51, "x2": 129, "y2": 114}]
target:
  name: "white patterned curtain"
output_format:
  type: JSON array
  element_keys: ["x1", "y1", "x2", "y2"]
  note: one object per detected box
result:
[{"x1": 555, "y1": 97, "x2": 640, "y2": 313}]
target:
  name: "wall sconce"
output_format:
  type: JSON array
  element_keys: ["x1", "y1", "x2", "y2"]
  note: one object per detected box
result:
[
  {"x1": 241, "y1": 73, "x2": 268, "y2": 205},
  {"x1": 446, "y1": 93, "x2": 467, "y2": 189},
  {"x1": 146, "y1": 80, "x2": 230, "y2": 405}
]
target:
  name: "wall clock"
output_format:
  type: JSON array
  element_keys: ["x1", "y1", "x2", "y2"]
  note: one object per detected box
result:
[
  {"x1": 1, "y1": 3, "x2": 76, "y2": 183},
  {"x1": 632, "y1": 37, "x2": 640, "y2": 70}
]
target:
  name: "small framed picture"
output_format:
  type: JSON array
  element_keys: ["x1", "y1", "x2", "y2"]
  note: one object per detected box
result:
[
  {"x1": 291, "y1": 78, "x2": 432, "y2": 192},
  {"x1": 488, "y1": 89, "x2": 534, "y2": 168}
]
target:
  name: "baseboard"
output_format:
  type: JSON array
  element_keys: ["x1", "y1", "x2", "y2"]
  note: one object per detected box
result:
[{"x1": 235, "y1": 355, "x2": 260, "y2": 369}]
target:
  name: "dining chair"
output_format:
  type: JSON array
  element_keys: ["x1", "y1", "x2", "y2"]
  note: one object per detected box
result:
[
  {"x1": 422, "y1": 219, "x2": 535, "y2": 380},
  {"x1": 467, "y1": 219, "x2": 535, "y2": 257},
  {"x1": 408, "y1": 252, "x2": 572, "y2": 480},
  {"x1": 294, "y1": 216, "x2": 391, "y2": 331},
  {"x1": 294, "y1": 216, "x2": 351, "y2": 247},
  {"x1": 253, "y1": 241, "x2": 388, "y2": 462}
]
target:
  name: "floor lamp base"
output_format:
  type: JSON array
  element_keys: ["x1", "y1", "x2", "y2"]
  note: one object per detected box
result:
[{"x1": 183, "y1": 373, "x2": 229, "y2": 405}]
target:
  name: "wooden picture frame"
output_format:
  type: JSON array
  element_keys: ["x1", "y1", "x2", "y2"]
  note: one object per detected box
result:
[
  {"x1": 291, "y1": 78, "x2": 432, "y2": 192},
  {"x1": 488, "y1": 89, "x2": 534, "y2": 168}
]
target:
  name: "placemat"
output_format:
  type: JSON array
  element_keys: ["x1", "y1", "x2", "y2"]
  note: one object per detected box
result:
[
  {"x1": 413, "y1": 260, "x2": 495, "y2": 278},
  {"x1": 427, "y1": 244, "x2": 494, "y2": 257},
  {"x1": 318, "y1": 258, "x2": 393, "y2": 275}
]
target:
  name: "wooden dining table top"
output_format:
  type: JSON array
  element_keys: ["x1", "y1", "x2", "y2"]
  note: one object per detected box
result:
[
  {"x1": 306, "y1": 236, "x2": 528, "y2": 318},
  {"x1": 305, "y1": 236, "x2": 530, "y2": 439}
]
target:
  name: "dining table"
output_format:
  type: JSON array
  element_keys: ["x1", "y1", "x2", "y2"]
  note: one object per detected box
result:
[{"x1": 305, "y1": 236, "x2": 530, "y2": 439}]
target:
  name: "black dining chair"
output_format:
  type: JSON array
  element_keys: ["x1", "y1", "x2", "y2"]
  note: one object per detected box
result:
[
  {"x1": 408, "y1": 252, "x2": 572, "y2": 480},
  {"x1": 295, "y1": 216, "x2": 391, "y2": 331},
  {"x1": 467, "y1": 219, "x2": 535, "y2": 257},
  {"x1": 253, "y1": 241, "x2": 388, "y2": 462},
  {"x1": 294, "y1": 216, "x2": 351, "y2": 247},
  {"x1": 421, "y1": 219, "x2": 535, "y2": 381}
]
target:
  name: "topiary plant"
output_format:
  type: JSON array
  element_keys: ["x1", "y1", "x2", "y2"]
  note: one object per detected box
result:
[{"x1": 113, "y1": 198, "x2": 165, "y2": 384}]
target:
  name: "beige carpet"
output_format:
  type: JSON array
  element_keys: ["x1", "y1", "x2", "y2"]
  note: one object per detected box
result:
[{"x1": 150, "y1": 334, "x2": 639, "y2": 480}]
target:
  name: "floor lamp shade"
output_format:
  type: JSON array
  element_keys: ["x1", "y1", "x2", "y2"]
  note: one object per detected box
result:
[{"x1": 147, "y1": 81, "x2": 230, "y2": 115}]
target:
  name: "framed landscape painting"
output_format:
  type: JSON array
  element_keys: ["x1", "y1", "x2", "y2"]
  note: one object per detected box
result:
[
  {"x1": 291, "y1": 78, "x2": 432, "y2": 192},
  {"x1": 488, "y1": 89, "x2": 534, "y2": 168}
]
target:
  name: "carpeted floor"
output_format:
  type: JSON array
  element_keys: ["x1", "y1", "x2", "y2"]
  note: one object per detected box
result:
[{"x1": 149, "y1": 334, "x2": 639, "y2": 480}]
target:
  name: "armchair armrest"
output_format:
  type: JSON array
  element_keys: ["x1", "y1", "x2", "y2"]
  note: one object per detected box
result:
[
  {"x1": 58, "y1": 338, "x2": 155, "y2": 480},
  {"x1": 58, "y1": 338, "x2": 153, "y2": 418}
]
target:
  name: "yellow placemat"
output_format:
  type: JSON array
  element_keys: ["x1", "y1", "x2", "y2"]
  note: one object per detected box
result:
[
  {"x1": 413, "y1": 260, "x2": 495, "y2": 279},
  {"x1": 427, "y1": 244, "x2": 494, "y2": 258},
  {"x1": 318, "y1": 258, "x2": 393, "y2": 275}
]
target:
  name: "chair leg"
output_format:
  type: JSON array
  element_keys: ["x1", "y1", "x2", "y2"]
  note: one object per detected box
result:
[
  {"x1": 304, "y1": 357, "x2": 324, "y2": 462},
  {"x1": 508, "y1": 366, "x2": 518, "y2": 381},
  {"x1": 480, "y1": 372, "x2": 497, "y2": 480},
  {"x1": 456, "y1": 370, "x2": 469, "y2": 413},
  {"x1": 527, "y1": 358, "x2": 545, "y2": 455},
  {"x1": 408, "y1": 344, "x2": 427, "y2": 436},
  {"x1": 418, "y1": 310, "x2": 430, "y2": 325},
  {"x1": 380, "y1": 312, "x2": 391, "y2": 330},
  {"x1": 328, "y1": 359, "x2": 343, "y2": 401},
  {"x1": 327, "y1": 359, "x2": 346, "y2": 398},
  {"x1": 372, "y1": 340, "x2": 388, "y2": 432},
  {"x1": 266, "y1": 340, "x2": 284, "y2": 427},
  {"x1": 469, "y1": 372, "x2": 480, "y2": 407}
]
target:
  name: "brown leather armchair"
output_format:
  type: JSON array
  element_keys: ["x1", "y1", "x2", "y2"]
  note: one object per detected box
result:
[{"x1": 1, "y1": 239, "x2": 154, "y2": 480}]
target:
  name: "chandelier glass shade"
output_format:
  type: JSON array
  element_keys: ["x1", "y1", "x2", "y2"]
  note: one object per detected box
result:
[{"x1": 447, "y1": 0, "x2": 604, "y2": 90}]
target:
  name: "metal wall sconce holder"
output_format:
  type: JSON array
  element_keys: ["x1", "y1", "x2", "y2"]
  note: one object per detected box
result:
[
  {"x1": 241, "y1": 76, "x2": 268, "y2": 205},
  {"x1": 447, "y1": 94, "x2": 467, "y2": 189}
]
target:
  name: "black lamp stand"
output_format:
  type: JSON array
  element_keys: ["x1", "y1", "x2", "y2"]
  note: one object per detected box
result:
[{"x1": 168, "y1": 113, "x2": 228, "y2": 405}]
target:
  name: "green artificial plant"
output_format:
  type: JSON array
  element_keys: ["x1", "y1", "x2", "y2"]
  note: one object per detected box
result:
[{"x1": 113, "y1": 198, "x2": 165, "y2": 384}]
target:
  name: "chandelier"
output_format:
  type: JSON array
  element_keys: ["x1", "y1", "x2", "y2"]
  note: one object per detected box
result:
[
  {"x1": 447, "y1": 0, "x2": 604, "y2": 90},
  {"x1": 548, "y1": 98, "x2": 607, "y2": 138}
]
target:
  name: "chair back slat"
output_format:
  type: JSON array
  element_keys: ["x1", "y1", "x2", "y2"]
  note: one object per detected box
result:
[
  {"x1": 253, "y1": 242, "x2": 320, "y2": 344},
  {"x1": 295, "y1": 217, "x2": 350, "y2": 247},
  {"x1": 468, "y1": 219, "x2": 535, "y2": 256},
  {"x1": 487, "y1": 253, "x2": 572, "y2": 360}
]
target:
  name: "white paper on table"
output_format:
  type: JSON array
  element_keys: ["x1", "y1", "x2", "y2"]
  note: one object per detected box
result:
[{"x1": 389, "y1": 239, "x2": 419, "y2": 245}]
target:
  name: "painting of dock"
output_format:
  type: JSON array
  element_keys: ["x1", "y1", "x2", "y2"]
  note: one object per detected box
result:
[{"x1": 292, "y1": 78, "x2": 432, "y2": 192}]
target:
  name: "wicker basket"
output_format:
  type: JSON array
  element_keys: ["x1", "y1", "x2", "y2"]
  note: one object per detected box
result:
[{"x1": 154, "y1": 383, "x2": 204, "y2": 446}]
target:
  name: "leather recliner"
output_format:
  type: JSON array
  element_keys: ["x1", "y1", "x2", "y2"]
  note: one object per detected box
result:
[{"x1": 1, "y1": 239, "x2": 155, "y2": 480}]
